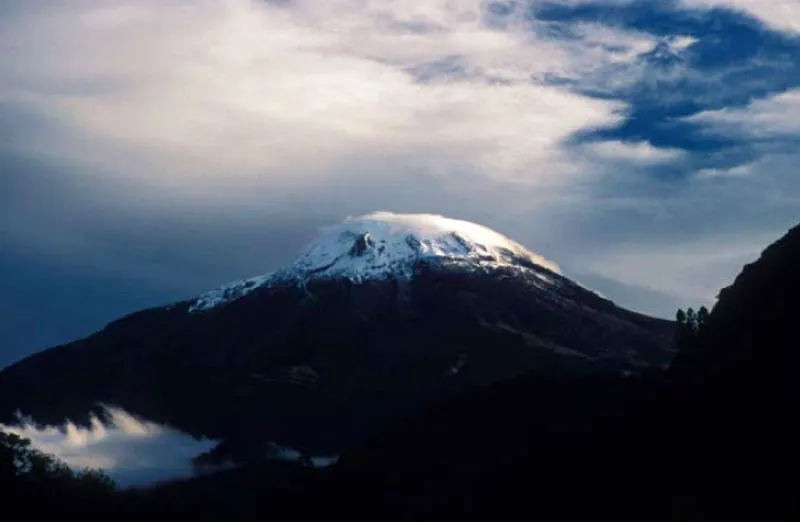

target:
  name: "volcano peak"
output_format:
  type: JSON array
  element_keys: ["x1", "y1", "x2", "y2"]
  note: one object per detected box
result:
[{"x1": 190, "y1": 212, "x2": 560, "y2": 312}]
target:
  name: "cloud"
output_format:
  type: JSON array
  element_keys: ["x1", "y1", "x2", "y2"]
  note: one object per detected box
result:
[
  {"x1": 0, "y1": 0, "x2": 650, "y2": 197},
  {"x1": 557, "y1": 88, "x2": 800, "y2": 313},
  {"x1": 682, "y1": 0, "x2": 800, "y2": 33},
  {"x1": 687, "y1": 88, "x2": 800, "y2": 138},
  {"x1": 0, "y1": 0, "x2": 678, "y2": 317},
  {"x1": 669, "y1": 35, "x2": 700, "y2": 51},
  {"x1": 696, "y1": 163, "x2": 754, "y2": 178},
  {"x1": 0, "y1": 405, "x2": 217, "y2": 488},
  {"x1": 573, "y1": 232, "x2": 780, "y2": 310},
  {"x1": 685, "y1": 89, "x2": 800, "y2": 204},
  {"x1": 579, "y1": 140, "x2": 685, "y2": 164},
  {"x1": 0, "y1": 404, "x2": 340, "y2": 488},
  {"x1": 0, "y1": 1, "x2": 667, "y2": 279}
]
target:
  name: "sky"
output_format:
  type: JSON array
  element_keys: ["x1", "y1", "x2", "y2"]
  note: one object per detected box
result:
[{"x1": 1, "y1": 0, "x2": 799, "y2": 369}]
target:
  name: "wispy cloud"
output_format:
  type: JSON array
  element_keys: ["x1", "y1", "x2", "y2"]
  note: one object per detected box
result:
[
  {"x1": 579, "y1": 140, "x2": 685, "y2": 164},
  {"x1": 0, "y1": 406, "x2": 217, "y2": 488},
  {"x1": 685, "y1": 88, "x2": 800, "y2": 200},
  {"x1": 0, "y1": 404, "x2": 341, "y2": 487},
  {"x1": 0, "y1": 0, "x2": 654, "y2": 194},
  {"x1": 688, "y1": 88, "x2": 800, "y2": 137},
  {"x1": 682, "y1": 0, "x2": 800, "y2": 33}
]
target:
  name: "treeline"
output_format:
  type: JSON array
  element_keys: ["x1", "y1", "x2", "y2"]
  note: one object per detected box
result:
[
  {"x1": 0, "y1": 431, "x2": 118, "y2": 517},
  {"x1": 675, "y1": 305, "x2": 708, "y2": 348},
  {"x1": 0, "y1": 429, "x2": 317, "y2": 520}
]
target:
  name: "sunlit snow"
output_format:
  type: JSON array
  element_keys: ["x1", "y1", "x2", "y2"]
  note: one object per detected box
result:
[
  {"x1": 190, "y1": 273, "x2": 273, "y2": 312},
  {"x1": 190, "y1": 212, "x2": 561, "y2": 312}
]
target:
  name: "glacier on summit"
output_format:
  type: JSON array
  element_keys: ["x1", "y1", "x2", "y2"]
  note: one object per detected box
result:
[{"x1": 190, "y1": 212, "x2": 562, "y2": 312}]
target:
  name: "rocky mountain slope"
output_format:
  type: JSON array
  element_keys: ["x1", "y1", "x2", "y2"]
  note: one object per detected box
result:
[{"x1": 0, "y1": 213, "x2": 673, "y2": 455}]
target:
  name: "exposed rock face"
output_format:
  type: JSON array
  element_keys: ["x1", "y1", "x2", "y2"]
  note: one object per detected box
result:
[{"x1": 348, "y1": 232, "x2": 374, "y2": 257}]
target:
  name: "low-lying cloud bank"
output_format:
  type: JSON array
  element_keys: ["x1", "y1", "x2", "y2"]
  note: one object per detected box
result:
[
  {"x1": 0, "y1": 405, "x2": 217, "y2": 488},
  {"x1": 0, "y1": 404, "x2": 341, "y2": 488}
]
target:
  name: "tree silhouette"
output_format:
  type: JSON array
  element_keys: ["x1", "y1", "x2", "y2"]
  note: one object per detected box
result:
[
  {"x1": 686, "y1": 308, "x2": 698, "y2": 333},
  {"x1": 0, "y1": 430, "x2": 116, "y2": 500},
  {"x1": 675, "y1": 309, "x2": 687, "y2": 347},
  {"x1": 675, "y1": 305, "x2": 711, "y2": 352},
  {"x1": 697, "y1": 306, "x2": 709, "y2": 330}
]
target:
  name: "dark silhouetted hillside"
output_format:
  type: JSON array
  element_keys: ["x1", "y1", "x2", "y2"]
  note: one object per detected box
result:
[
  {"x1": 269, "y1": 223, "x2": 798, "y2": 521},
  {"x1": 4, "y1": 223, "x2": 796, "y2": 521}
]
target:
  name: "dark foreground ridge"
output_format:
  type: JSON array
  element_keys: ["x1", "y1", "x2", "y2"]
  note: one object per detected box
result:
[{"x1": 2, "y1": 223, "x2": 796, "y2": 520}]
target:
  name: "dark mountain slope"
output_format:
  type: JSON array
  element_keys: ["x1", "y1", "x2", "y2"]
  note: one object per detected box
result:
[
  {"x1": 0, "y1": 265, "x2": 672, "y2": 455},
  {"x1": 3, "y1": 222, "x2": 795, "y2": 521},
  {"x1": 663, "y1": 222, "x2": 799, "y2": 519},
  {"x1": 266, "y1": 223, "x2": 798, "y2": 521},
  {"x1": 673, "y1": 222, "x2": 799, "y2": 380}
]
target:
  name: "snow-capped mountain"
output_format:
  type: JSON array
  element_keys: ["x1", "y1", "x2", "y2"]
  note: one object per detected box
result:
[
  {"x1": 190, "y1": 212, "x2": 564, "y2": 312},
  {"x1": 0, "y1": 212, "x2": 675, "y2": 456}
]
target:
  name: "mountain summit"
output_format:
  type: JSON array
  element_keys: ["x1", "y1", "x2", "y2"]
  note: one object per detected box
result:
[
  {"x1": 190, "y1": 212, "x2": 563, "y2": 312},
  {"x1": 0, "y1": 212, "x2": 674, "y2": 455}
]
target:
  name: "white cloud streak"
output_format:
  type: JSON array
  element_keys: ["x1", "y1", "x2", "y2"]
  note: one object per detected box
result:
[
  {"x1": 682, "y1": 0, "x2": 800, "y2": 33},
  {"x1": 580, "y1": 140, "x2": 686, "y2": 164},
  {"x1": 0, "y1": 406, "x2": 217, "y2": 488},
  {"x1": 688, "y1": 88, "x2": 800, "y2": 138}
]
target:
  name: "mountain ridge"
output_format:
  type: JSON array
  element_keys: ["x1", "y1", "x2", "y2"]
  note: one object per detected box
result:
[
  {"x1": 3, "y1": 220, "x2": 795, "y2": 520},
  {"x1": 0, "y1": 213, "x2": 674, "y2": 456}
]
